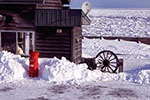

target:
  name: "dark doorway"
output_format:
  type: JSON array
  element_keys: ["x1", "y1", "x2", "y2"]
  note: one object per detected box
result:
[{"x1": 1, "y1": 32, "x2": 17, "y2": 53}]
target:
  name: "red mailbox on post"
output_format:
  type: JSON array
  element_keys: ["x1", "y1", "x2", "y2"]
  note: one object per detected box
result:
[{"x1": 29, "y1": 51, "x2": 39, "y2": 77}]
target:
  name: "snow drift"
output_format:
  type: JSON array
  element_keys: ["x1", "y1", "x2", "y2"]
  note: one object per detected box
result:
[
  {"x1": 40, "y1": 57, "x2": 125, "y2": 84},
  {"x1": 40, "y1": 57, "x2": 150, "y2": 84},
  {"x1": 0, "y1": 51, "x2": 26, "y2": 82},
  {"x1": 0, "y1": 50, "x2": 150, "y2": 84}
]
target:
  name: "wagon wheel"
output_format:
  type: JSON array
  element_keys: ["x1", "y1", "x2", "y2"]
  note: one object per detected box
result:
[{"x1": 95, "y1": 50, "x2": 119, "y2": 73}]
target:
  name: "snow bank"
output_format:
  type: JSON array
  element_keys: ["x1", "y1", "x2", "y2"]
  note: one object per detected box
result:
[
  {"x1": 0, "y1": 51, "x2": 125, "y2": 84},
  {"x1": 0, "y1": 51, "x2": 26, "y2": 82},
  {"x1": 0, "y1": 50, "x2": 150, "y2": 85},
  {"x1": 39, "y1": 57, "x2": 150, "y2": 85},
  {"x1": 39, "y1": 57, "x2": 126, "y2": 84}
]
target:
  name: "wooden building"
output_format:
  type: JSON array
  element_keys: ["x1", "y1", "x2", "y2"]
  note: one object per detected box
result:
[{"x1": 0, "y1": 0, "x2": 90, "y2": 63}]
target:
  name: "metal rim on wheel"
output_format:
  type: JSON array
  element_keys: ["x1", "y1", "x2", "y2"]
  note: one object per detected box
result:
[{"x1": 95, "y1": 50, "x2": 119, "y2": 73}]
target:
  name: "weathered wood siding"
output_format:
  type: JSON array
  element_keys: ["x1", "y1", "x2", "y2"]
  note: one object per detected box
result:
[
  {"x1": 35, "y1": 9, "x2": 82, "y2": 27},
  {"x1": 71, "y1": 27, "x2": 82, "y2": 63},
  {"x1": 37, "y1": 0, "x2": 62, "y2": 9},
  {"x1": 35, "y1": 27, "x2": 72, "y2": 60},
  {"x1": 0, "y1": 4, "x2": 35, "y2": 31},
  {"x1": 36, "y1": 27, "x2": 82, "y2": 63}
]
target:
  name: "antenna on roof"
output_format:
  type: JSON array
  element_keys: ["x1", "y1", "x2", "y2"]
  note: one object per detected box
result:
[{"x1": 82, "y1": 1, "x2": 91, "y2": 15}]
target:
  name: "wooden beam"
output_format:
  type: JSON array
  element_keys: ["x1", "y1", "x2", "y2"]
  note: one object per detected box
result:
[{"x1": 118, "y1": 59, "x2": 124, "y2": 72}]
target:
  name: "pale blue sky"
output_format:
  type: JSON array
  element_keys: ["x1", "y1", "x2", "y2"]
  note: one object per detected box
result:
[{"x1": 70, "y1": 0, "x2": 150, "y2": 8}]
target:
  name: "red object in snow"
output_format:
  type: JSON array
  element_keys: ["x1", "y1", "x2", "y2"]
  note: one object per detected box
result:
[{"x1": 29, "y1": 51, "x2": 39, "y2": 77}]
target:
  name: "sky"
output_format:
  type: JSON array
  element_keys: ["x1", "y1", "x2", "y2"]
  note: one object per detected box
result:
[{"x1": 70, "y1": 0, "x2": 150, "y2": 8}]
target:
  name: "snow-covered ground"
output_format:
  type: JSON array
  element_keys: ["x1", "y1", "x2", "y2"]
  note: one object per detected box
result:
[
  {"x1": 1, "y1": 80, "x2": 150, "y2": 100},
  {"x1": 1, "y1": 9, "x2": 150, "y2": 100},
  {"x1": 1, "y1": 39, "x2": 150, "y2": 100}
]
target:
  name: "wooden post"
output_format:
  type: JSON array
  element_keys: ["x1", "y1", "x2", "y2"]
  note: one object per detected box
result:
[
  {"x1": 99, "y1": 36, "x2": 102, "y2": 40},
  {"x1": 25, "y1": 32, "x2": 30, "y2": 55},
  {"x1": 16, "y1": 32, "x2": 18, "y2": 54},
  {"x1": 118, "y1": 59, "x2": 123, "y2": 72},
  {"x1": 0, "y1": 32, "x2": 1, "y2": 49}
]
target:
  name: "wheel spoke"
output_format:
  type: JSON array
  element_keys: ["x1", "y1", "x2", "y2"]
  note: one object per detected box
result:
[
  {"x1": 108, "y1": 54, "x2": 113, "y2": 60},
  {"x1": 103, "y1": 67, "x2": 107, "y2": 72},
  {"x1": 97, "y1": 60, "x2": 102, "y2": 64},
  {"x1": 103, "y1": 52, "x2": 106, "y2": 59},
  {"x1": 101, "y1": 67, "x2": 105, "y2": 71},
  {"x1": 97, "y1": 64, "x2": 103, "y2": 68},
  {"x1": 97, "y1": 60, "x2": 103, "y2": 65},
  {"x1": 110, "y1": 57, "x2": 116, "y2": 61},
  {"x1": 106, "y1": 67, "x2": 109, "y2": 72},
  {"x1": 106, "y1": 52, "x2": 109, "y2": 59},
  {"x1": 110, "y1": 64, "x2": 117, "y2": 68},
  {"x1": 100, "y1": 65, "x2": 104, "y2": 67},
  {"x1": 108, "y1": 66, "x2": 114, "y2": 72},
  {"x1": 110, "y1": 62, "x2": 118, "y2": 64},
  {"x1": 99, "y1": 54, "x2": 104, "y2": 60},
  {"x1": 97, "y1": 63, "x2": 103, "y2": 66},
  {"x1": 98, "y1": 59, "x2": 103, "y2": 63}
]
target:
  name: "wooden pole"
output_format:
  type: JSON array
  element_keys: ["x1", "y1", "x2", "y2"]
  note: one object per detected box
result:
[
  {"x1": 16, "y1": 32, "x2": 18, "y2": 54},
  {"x1": 118, "y1": 59, "x2": 124, "y2": 72},
  {"x1": 32, "y1": 32, "x2": 35, "y2": 51}
]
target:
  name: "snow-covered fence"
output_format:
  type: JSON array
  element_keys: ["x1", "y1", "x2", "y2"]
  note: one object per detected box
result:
[{"x1": 83, "y1": 36, "x2": 150, "y2": 45}]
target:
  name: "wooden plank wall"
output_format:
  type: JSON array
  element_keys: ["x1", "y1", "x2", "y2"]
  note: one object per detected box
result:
[
  {"x1": 0, "y1": 4, "x2": 35, "y2": 31},
  {"x1": 35, "y1": 27, "x2": 72, "y2": 60},
  {"x1": 35, "y1": 9, "x2": 82, "y2": 27},
  {"x1": 71, "y1": 27, "x2": 82, "y2": 63},
  {"x1": 37, "y1": 0, "x2": 62, "y2": 9}
]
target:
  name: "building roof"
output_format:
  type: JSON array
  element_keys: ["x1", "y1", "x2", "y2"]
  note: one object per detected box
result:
[
  {"x1": 0, "y1": 0, "x2": 43, "y2": 4},
  {"x1": 0, "y1": 0, "x2": 70, "y2": 4}
]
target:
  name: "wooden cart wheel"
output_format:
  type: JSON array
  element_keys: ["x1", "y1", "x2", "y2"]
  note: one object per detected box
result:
[{"x1": 95, "y1": 50, "x2": 119, "y2": 73}]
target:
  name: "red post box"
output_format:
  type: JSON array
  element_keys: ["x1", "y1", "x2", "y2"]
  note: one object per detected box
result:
[{"x1": 29, "y1": 51, "x2": 39, "y2": 77}]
